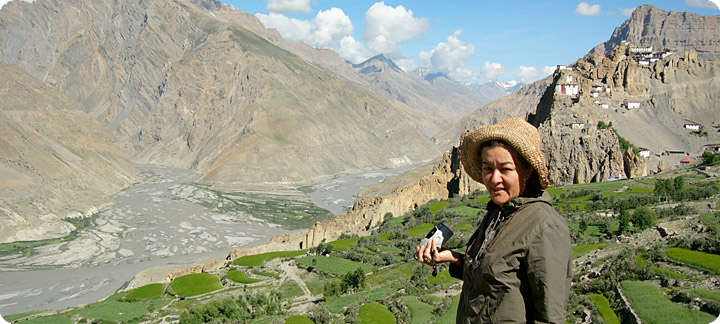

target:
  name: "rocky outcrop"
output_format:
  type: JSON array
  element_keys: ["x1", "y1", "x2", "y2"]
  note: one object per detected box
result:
[
  {"x1": 226, "y1": 146, "x2": 482, "y2": 261},
  {"x1": 624, "y1": 149, "x2": 648, "y2": 179},
  {"x1": 591, "y1": 5, "x2": 720, "y2": 62}
]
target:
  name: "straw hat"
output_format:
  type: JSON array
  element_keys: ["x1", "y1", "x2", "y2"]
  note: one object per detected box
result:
[{"x1": 460, "y1": 118, "x2": 550, "y2": 188}]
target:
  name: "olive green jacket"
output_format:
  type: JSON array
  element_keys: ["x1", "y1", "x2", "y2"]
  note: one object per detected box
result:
[{"x1": 449, "y1": 190, "x2": 572, "y2": 324}]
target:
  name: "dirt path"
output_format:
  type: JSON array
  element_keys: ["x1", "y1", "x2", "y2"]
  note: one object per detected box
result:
[{"x1": 279, "y1": 261, "x2": 320, "y2": 313}]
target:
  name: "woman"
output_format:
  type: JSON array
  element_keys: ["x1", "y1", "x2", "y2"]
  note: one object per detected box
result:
[{"x1": 416, "y1": 118, "x2": 572, "y2": 324}]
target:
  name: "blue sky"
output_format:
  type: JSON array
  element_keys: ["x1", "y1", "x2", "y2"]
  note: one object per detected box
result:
[{"x1": 219, "y1": 0, "x2": 719, "y2": 84}]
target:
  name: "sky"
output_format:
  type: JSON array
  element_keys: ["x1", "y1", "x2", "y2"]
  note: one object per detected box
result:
[
  {"x1": 218, "y1": 0, "x2": 720, "y2": 84},
  {"x1": 0, "y1": 0, "x2": 718, "y2": 83}
]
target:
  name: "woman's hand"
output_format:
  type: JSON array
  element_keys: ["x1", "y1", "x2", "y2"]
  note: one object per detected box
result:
[{"x1": 415, "y1": 239, "x2": 461, "y2": 266}]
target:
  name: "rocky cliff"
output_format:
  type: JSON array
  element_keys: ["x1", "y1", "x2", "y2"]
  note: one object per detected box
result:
[
  {"x1": 0, "y1": 63, "x2": 140, "y2": 243},
  {"x1": 591, "y1": 5, "x2": 720, "y2": 62}
]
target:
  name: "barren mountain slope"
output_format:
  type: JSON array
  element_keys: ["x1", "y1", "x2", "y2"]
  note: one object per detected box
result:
[
  {"x1": 0, "y1": 0, "x2": 439, "y2": 188},
  {"x1": 0, "y1": 63, "x2": 139, "y2": 243}
]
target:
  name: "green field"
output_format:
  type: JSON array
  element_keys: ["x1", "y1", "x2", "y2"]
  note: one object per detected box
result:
[
  {"x1": 572, "y1": 243, "x2": 606, "y2": 258},
  {"x1": 652, "y1": 266, "x2": 686, "y2": 280},
  {"x1": 285, "y1": 315, "x2": 315, "y2": 324},
  {"x1": 279, "y1": 280, "x2": 304, "y2": 299},
  {"x1": 589, "y1": 294, "x2": 620, "y2": 324},
  {"x1": 360, "y1": 302, "x2": 396, "y2": 324},
  {"x1": 126, "y1": 283, "x2": 165, "y2": 299},
  {"x1": 10, "y1": 315, "x2": 74, "y2": 324},
  {"x1": 228, "y1": 269, "x2": 263, "y2": 284},
  {"x1": 621, "y1": 281, "x2": 715, "y2": 324},
  {"x1": 408, "y1": 223, "x2": 435, "y2": 236},
  {"x1": 430, "y1": 201, "x2": 452, "y2": 214},
  {"x1": 434, "y1": 294, "x2": 460, "y2": 324},
  {"x1": 233, "y1": 250, "x2": 307, "y2": 267},
  {"x1": 69, "y1": 292, "x2": 149, "y2": 323},
  {"x1": 367, "y1": 262, "x2": 413, "y2": 286},
  {"x1": 666, "y1": 247, "x2": 720, "y2": 274},
  {"x1": 328, "y1": 237, "x2": 358, "y2": 251},
  {"x1": 171, "y1": 273, "x2": 224, "y2": 296},
  {"x1": 296, "y1": 256, "x2": 374, "y2": 275},
  {"x1": 692, "y1": 288, "x2": 720, "y2": 303},
  {"x1": 402, "y1": 296, "x2": 436, "y2": 324},
  {"x1": 427, "y1": 269, "x2": 458, "y2": 284},
  {"x1": 445, "y1": 206, "x2": 481, "y2": 217},
  {"x1": 325, "y1": 285, "x2": 395, "y2": 313}
]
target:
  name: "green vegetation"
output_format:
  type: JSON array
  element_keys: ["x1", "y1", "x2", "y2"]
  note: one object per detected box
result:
[
  {"x1": 435, "y1": 294, "x2": 460, "y2": 324},
  {"x1": 572, "y1": 243, "x2": 606, "y2": 258},
  {"x1": 297, "y1": 256, "x2": 374, "y2": 275},
  {"x1": 401, "y1": 296, "x2": 436, "y2": 324},
  {"x1": 621, "y1": 281, "x2": 715, "y2": 324},
  {"x1": 285, "y1": 315, "x2": 315, "y2": 324},
  {"x1": 228, "y1": 269, "x2": 263, "y2": 284},
  {"x1": 171, "y1": 273, "x2": 223, "y2": 296},
  {"x1": 328, "y1": 237, "x2": 359, "y2": 251},
  {"x1": 193, "y1": 186, "x2": 333, "y2": 230},
  {"x1": 126, "y1": 283, "x2": 165, "y2": 299},
  {"x1": 589, "y1": 294, "x2": 621, "y2": 324},
  {"x1": 666, "y1": 247, "x2": 720, "y2": 274},
  {"x1": 233, "y1": 250, "x2": 307, "y2": 267},
  {"x1": 651, "y1": 266, "x2": 686, "y2": 280},
  {"x1": 407, "y1": 223, "x2": 434, "y2": 236},
  {"x1": 72, "y1": 292, "x2": 150, "y2": 322},
  {"x1": 0, "y1": 215, "x2": 96, "y2": 257},
  {"x1": 429, "y1": 201, "x2": 452, "y2": 214},
  {"x1": 692, "y1": 288, "x2": 720, "y2": 303},
  {"x1": 324, "y1": 285, "x2": 396, "y2": 313},
  {"x1": 279, "y1": 280, "x2": 304, "y2": 299},
  {"x1": 13, "y1": 315, "x2": 74, "y2": 324},
  {"x1": 359, "y1": 302, "x2": 396, "y2": 324}
]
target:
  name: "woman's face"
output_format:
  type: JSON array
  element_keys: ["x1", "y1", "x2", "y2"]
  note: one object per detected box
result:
[{"x1": 480, "y1": 145, "x2": 530, "y2": 206}]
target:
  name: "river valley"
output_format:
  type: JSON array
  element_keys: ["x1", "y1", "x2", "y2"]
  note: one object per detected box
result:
[{"x1": 0, "y1": 164, "x2": 407, "y2": 316}]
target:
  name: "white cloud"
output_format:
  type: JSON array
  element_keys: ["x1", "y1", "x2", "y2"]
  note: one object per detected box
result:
[
  {"x1": 481, "y1": 61, "x2": 505, "y2": 81},
  {"x1": 620, "y1": 7, "x2": 636, "y2": 16},
  {"x1": 256, "y1": 8, "x2": 353, "y2": 48},
  {"x1": 516, "y1": 66, "x2": 540, "y2": 83},
  {"x1": 575, "y1": 2, "x2": 602, "y2": 16},
  {"x1": 338, "y1": 35, "x2": 374, "y2": 64},
  {"x1": 363, "y1": 2, "x2": 429, "y2": 55},
  {"x1": 267, "y1": 0, "x2": 312, "y2": 13},
  {"x1": 686, "y1": 0, "x2": 720, "y2": 9},
  {"x1": 542, "y1": 66, "x2": 556, "y2": 76},
  {"x1": 418, "y1": 30, "x2": 475, "y2": 80},
  {"x1": 394, "y1": 58, "x2": 419, "y2": 72}
]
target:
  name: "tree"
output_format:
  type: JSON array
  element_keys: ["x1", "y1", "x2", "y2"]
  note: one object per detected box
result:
[
  {"x1": 673, "y1": 176, "x2": 685, "y2": 191},
  {"x1": 702, "y1": 151, "x2": 720, "y2": 165},
  {"x1": 632, "y1": 207, "x2": 656, "y2": 231},
  {"x1": 617, "y1": 209, "x2": 630, "y2": 235}
]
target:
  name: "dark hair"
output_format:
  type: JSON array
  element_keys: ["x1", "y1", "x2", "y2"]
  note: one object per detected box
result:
[{"x1": 479, "y1": 140, "x2": 542, "y2": 196}]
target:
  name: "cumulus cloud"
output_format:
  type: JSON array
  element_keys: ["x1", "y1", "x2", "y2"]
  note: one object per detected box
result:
[
  {"x1": 363, "y1": 2, "x2": 429, "y2": 55},
  {"x1": 481, "y1": 61, "x2": 505, "y2": 81},
  {"x1": 516, "y1": 66, "x2": 541, "y2": 83},
  {"x1": 542, "y1": 66, "x2": 556, "y2": 76},
  {"x1": 620, "y1": 7, "x2": 636, "y2": 16},
  {"x1": 575, "y1": 2, "x2": 602, "y2": 16},
  {"x1": 394, "y1": 58, "x2": 419, "y2": 72},
  {"x1": 267, "y1": 0, "x2": 312, "y2": 13},
  {"x1": 418, "y1": 30, "x2": 475, "y2": 80},
  {"x1": 686, "y1": 0, "x2": 720, "y2": 9},
  {"x1": 338, "y1": 35, "x2": 374, "y2": 64},
  {"x1": 256, "y1": 8, "x2": 353, "y2": 48}
]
